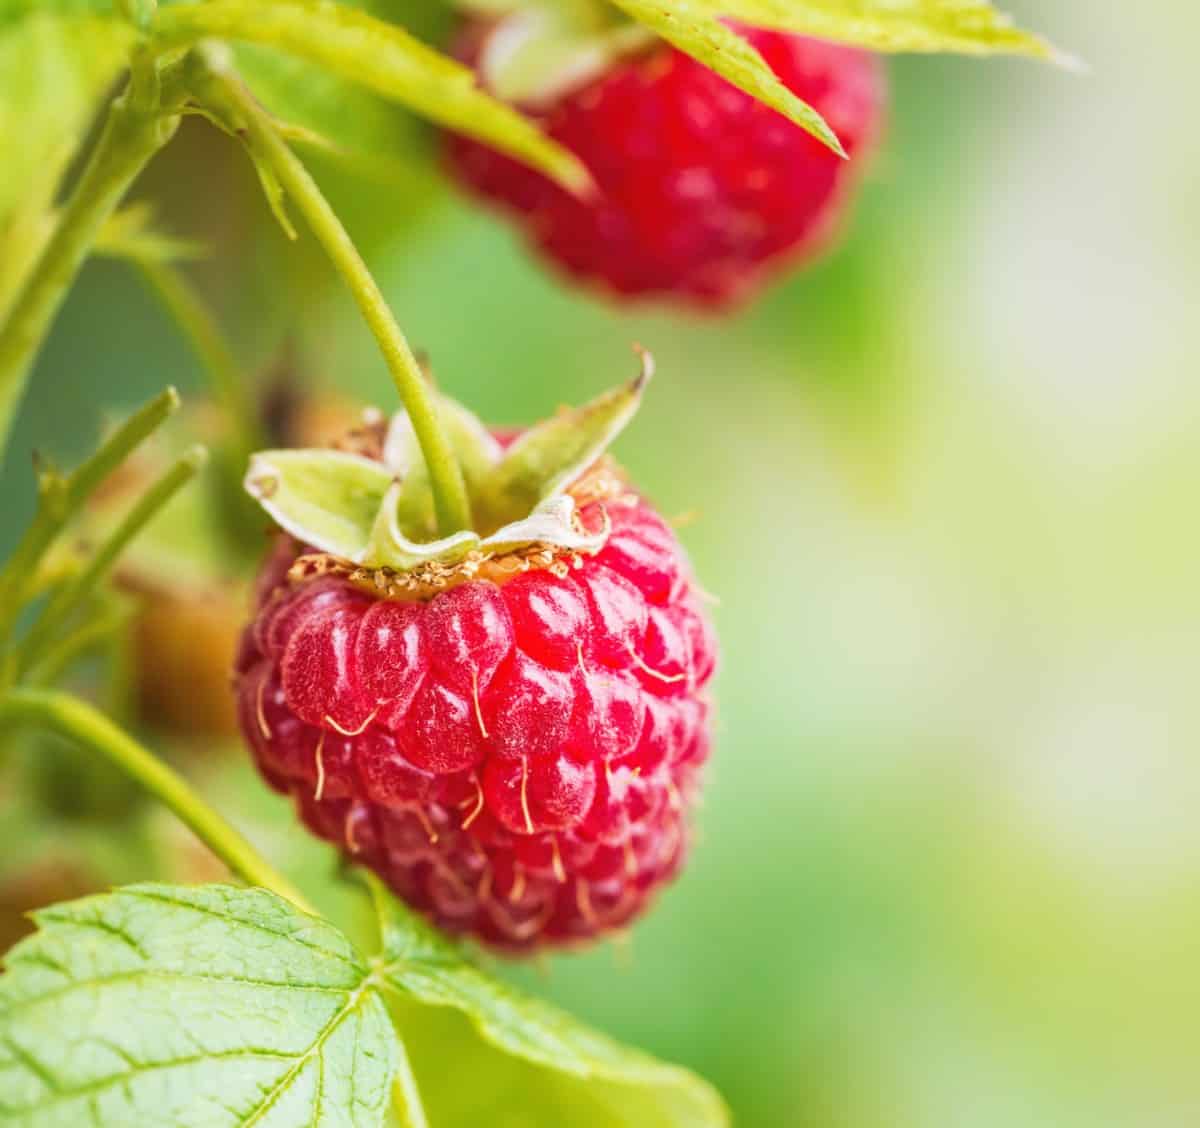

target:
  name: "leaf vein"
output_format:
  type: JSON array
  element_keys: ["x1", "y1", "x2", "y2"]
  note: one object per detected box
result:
[
  {"x1": 1, "y1": 968, "x2": 352, "y2": 1019},
  {"x1": 58, "y1": 913, "x2": 151, "y2": 960},
  {"x1": 240, "y1": 981, "x2": 374, "y2": 1127},
  {"x1": 120, "y1": 887, "x2": 361, "y2": 970},
  {"x1": 1, "y1": 1046, "x2": 304, "y2": 1115},
  {"x1": 0, "y1": 1034, "x2": 61, "y2": 1095}
]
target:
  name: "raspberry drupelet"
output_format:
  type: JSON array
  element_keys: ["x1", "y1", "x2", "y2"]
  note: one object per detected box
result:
[
  {"x1": 446, "y1": 22, "x2": 885, "y2": 307},
  {"x1": 234, "y1": 379, "x2": 716, "y2": 952}
]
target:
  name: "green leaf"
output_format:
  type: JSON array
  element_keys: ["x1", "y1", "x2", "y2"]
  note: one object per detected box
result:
[
  {"x1": 372, "y1": 882, "x2": 728, "y2": 1127},
  {"x1": 485, "y1": 355, "x2": 650, "y2": 522},
  {"x1": 0, "y1": 884, "x2": 397, "y2": 1127},
  {"x1": 0, "y1": 13, "x2": 134, "y2": 221},
  {"x1": 153, "y1": 0, "x2": 591, "y2": 193},
  {"x1": 0, "y1": 10, "x2": 134, "y2": 319},
  {"x1": 1, "y1": 879, "x2": 727, "y2": 1127},
  {"x1": 688, "y1": 0, "x2": 1062, "y2": 60},
  {"x1": 245, "y1": 447, "x2": 396, "y2": 561},
  {"x1": 607, "y1": 0, "x2": 846, "y2": 154},
  {"x1": 232, "y1": 37, "x2": 416, "y2": 177}
]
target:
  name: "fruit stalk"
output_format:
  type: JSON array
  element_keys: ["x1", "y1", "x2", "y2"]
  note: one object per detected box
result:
[
  {"x1": 191, "y1": 55, "x2": 473, "y2": 537},
  {"x1": 0, "y1": 688, "x2": 311, "y2": 910},
  {"x1": 0, "y1": 86, "x2": 182, "y2": 458}
]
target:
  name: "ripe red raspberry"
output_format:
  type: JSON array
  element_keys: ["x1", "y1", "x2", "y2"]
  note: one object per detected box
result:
[
  {"x1": 235, "y1": 481, "x2": 715, "y2": 952},
  {"x1": 446, "y1": 24, "x2": 885, "y2": 307}
]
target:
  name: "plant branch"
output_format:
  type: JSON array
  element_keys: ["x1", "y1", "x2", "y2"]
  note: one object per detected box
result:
[
  {"x1": 0, "y1": 85, "x2": 182, "y2": 460},
  {"x1": 190, "y1": 55, "x2": 473, "y2": 537},
  {"x1": 0, "y1": 688, "x2": 312, "y2": 910},
  {"x1": 15, "y1": 446, "x2": 208, "y2": 678}
]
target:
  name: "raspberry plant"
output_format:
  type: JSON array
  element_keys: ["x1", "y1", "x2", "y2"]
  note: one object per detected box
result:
[{"x1": 0, "y1": 1, "x2": 1063, "y2": 1124}]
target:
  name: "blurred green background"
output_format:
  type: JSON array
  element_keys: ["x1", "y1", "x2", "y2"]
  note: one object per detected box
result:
[{"x1": 3, "y1": 1, "x2": 1199, "y2": 1124}]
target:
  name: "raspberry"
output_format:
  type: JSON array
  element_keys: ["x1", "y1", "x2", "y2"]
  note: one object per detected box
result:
[
  {"x1": 236, "y1": 490, "x2": 715, "y2": 952},
  {"x1": 446, "y1": 24, "x2": 885, "y2": 306}
]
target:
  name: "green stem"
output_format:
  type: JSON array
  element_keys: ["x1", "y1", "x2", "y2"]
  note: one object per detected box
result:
[
  {"x1": 191, "y1": 58, "x2": 473, "y2": 537},
  {"x1": 0, "y1": 387, "x2": 180, "y2": 650},
  {"x1": 0, "y1": 688, "x2": 311, "y2": 910},
  {"x1": 15, "y1": 446, "x2": 208, "y2": 678},
  {"x1": 0, "y1": 87, "x2": 181, "y2": 459}
]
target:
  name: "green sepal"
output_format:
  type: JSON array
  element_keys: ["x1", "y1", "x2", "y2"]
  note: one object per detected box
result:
[
  {"x1": 484, "y1": 350, "x2": 650, "y2": 519},
  {"x1": 244, "y1": 447, "x2": 394, "y2": 562},
  {"x1": 383, "y1": 397, "x2": 503, "y2": 541},
  {"x1": 482, "y1": 493, "x2": 609, "y2": 556},
  {"x1": 357, "y1": 489, "x2": 607, "y2": 572},
  {"x1": 243, "y1": 362, "x2": 650, "y2": 574},
  {"x1": 363, "y1": 479, "x2": 484, "y2": 570}
]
